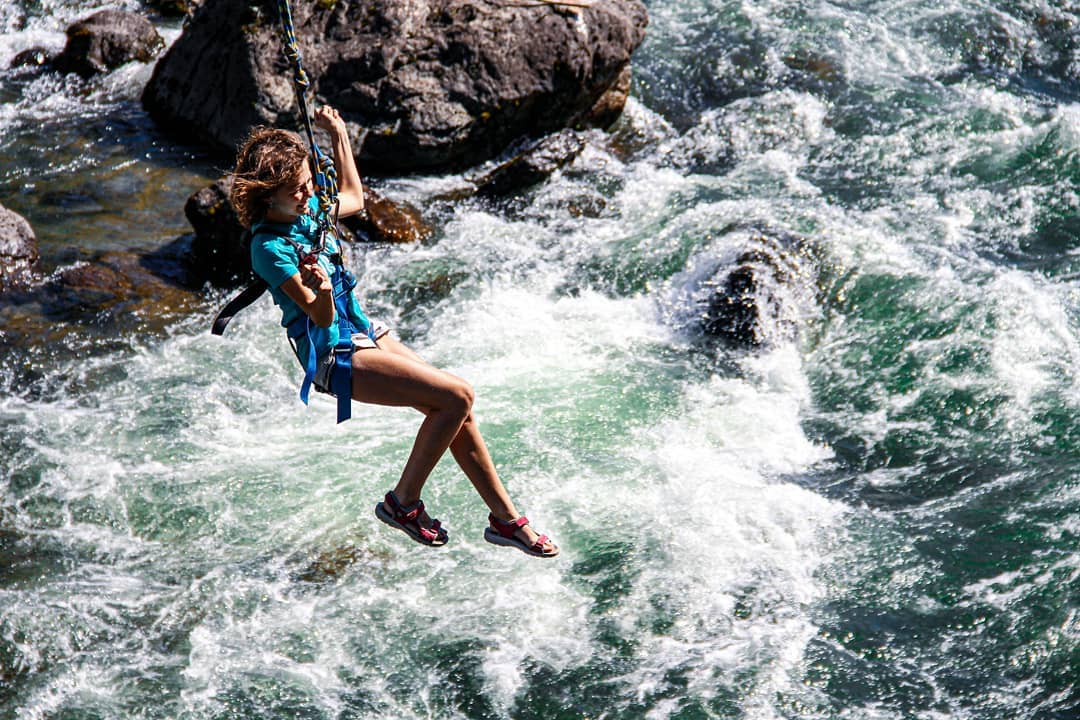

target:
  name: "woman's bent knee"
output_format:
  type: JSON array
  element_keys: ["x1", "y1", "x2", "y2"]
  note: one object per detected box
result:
[{"x1": 446, "y1": 381, "x2": 474, "y2": 418}]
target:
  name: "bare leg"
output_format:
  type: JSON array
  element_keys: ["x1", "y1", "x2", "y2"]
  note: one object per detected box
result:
[
  {"x1": 372, "y1": 336, "x2": 557, "y2": 554},
  {"x1": 349, "y1": 346, "x2": 472, "y2": 505}
]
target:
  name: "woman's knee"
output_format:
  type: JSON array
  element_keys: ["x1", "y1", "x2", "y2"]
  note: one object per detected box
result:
[
  {"x1": 434, "y1": 379, "x2": 473, "y2": 420},
  {"x1": 448, "y1": 380, "x2": 474, "y2": 416}
]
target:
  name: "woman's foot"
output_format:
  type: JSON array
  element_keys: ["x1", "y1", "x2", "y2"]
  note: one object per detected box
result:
[
  {"x1": 375, "y1": 490, "x2": 448, "y2": 547},
  {"x1": 484, "y1": 514, "x2": 559, "y2": 558}
]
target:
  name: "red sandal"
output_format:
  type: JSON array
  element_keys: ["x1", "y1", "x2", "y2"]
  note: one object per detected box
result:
[
  {"x1": 375, "y1": 491, "x2": 448, "y2": 547},
  {"x1": 484, "y1": 514, "x2": 559, "y2": 558}
]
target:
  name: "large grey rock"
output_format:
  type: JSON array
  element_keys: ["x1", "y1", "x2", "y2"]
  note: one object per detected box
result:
[
  {"x1": 143, "y1": 0, "x2": 647, "y2": 172},
  {"x1": 0, "y1": 204, "x2": 39, "y2": 293},
  {"x1": 53, "y1": 9, "x2": 165, "y2": 79}
]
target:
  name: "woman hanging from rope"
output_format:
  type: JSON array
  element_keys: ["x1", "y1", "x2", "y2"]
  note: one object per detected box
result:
[{"x1": 229, "y1": 106, "x2": 558, "y2": 558}]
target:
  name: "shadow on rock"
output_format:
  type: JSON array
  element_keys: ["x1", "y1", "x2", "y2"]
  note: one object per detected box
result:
[
  {"x1": 470, "y1": 129, "x2": 588, "y2": 198},
  {"x1": 1, "y1": 244, "x2": 206, "y2": 347}
]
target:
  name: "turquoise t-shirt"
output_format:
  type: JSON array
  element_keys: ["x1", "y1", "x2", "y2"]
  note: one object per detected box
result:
[{"x1": 249, "y1": 197, "x2": 371, "y2": 362}]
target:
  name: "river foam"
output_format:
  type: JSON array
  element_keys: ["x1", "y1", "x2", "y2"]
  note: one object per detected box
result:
[{"x1": 4, "y1": 0, "x2": 1080, "y2": 717}]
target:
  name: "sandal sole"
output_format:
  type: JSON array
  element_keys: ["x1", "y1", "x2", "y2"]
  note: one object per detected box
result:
[
  {"x1": 375, "y1": 502, "x2": 448, "y2": 547},
  {"x1": 483, "y1": 528, "x2": 559, "y2": 558}
]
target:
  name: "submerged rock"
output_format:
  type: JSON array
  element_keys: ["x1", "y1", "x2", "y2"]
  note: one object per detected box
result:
[
  {"x1": 143, "y1": 0, "x2": 648, "y2": 172},
  {"x1": 950, "y1": 7, "x2": 1079, "y2": 96},
  {"x1": 696, "y1": 227, "x2": 817, "y2": 349},
  {"x1": 0, "y1": 204, "x2": 40, "y2": 293},
  {"x1": 0, "y1": 245, "x2": 204, "y2": 367},
  {"x1": 294, "y1": 544, "x2": 366, "y2": 583},
  {"x1": 53, "y1": 9, "x2": 165, "y2": 79},
  {"x1": 47, "y1": 249, "x2": 200, "y2": 321}
]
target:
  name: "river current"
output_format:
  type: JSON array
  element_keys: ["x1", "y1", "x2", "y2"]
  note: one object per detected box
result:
[{"x1": 1, "y1": 1, "x2": 1078, "y2": 718}]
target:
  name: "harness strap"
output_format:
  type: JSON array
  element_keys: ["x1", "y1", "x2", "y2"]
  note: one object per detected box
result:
[
  {"x1": 218, "y1": 221, "x2": 366, "y2": 423},
  {"x1": 284, "y1": 256, "x2": 364, "y2": 423},
  {"x1": 286, "y1": 314, "x2": 317, "y2": 406},
  {"x1": 211, "y1": 278, "x2": 269, "y2": 336},
  {"x1": 331, "y1": 343, "x2": 352, "y2": 422},
  {"x1": 329, "y1": 263, "x2": 357, "y2": 423}
]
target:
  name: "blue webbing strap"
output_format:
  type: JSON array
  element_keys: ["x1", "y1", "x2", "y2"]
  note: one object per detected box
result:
[
  {"x1": 286, "y1": 315, "x2": 317, "y2": 406},
  {"x1": 275, "y1": 0, "x2": 364, "y2": 423},
  {"x1": 275, "y1": 0, "x2": 354, "y2": 423}
]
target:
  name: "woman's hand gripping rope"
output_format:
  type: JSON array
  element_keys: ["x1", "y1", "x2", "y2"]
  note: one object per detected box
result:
[
  {"x1": 313, "y1": 105, "x2": 365, "y2": 218},
  {"x1": 313, "y1": 105, "x2": 347, "y2": 137},
  {"x1": 300, "y1": 254, "x2": 332, "y2": 297}
]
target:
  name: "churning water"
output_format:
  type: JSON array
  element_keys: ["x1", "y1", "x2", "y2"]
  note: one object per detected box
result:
[{"x1": 1, "y1": 1, "x2": 1078, "y2": 718}]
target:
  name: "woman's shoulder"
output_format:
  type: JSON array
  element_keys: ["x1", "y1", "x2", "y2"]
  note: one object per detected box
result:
[
  {"x1": 250, "y1": 228, "x2": 301, "y2": 272},
  {"x1": 250, "y1": 229, "x2": 288, "y2": 255}
]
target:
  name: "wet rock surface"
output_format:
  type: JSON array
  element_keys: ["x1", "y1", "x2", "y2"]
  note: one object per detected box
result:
[
  {"x1": 637, "y1": 28, "x2": 847, "y2": 132},
  {"x1": 53, "y1": 9, "x2": 165, "y2": 79},
  {"x1": 0, "y1": 244, "x2": 205, "y2": 378},
  {"x1": 696, "y1": 227, "x2": 818, "y2": 349},
  {"x1": 945, "y1": 6, "x2": 1079, "y2": 97},
  {"x1": 342, "y1": 187, "x2": 432, "y2": 245},
  {"x1": 143, "y1": 0, "x2": 647, "y2": 172},
  {"x1": 472, "y1": 129, "x2": 587, "y2": 197},
  {"x1": 147, "y1": 0, "x2": 205, "y2": 18},
  {"x1": 9, "y1": 47, "x2": 53, "y2": 69},
  {"x1": 0, "y1": 204, "x2": 40, "y2": 293},
  {"x1": 184, "y1": 175, "x2": 251, "y2": 288}
]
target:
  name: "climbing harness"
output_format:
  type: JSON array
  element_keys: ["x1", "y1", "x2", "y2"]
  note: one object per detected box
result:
[
  {"x1": 260, "y1": 220, "x2": 369, "y2": 425},
  {"x1": 211, "y1": 0, "x2": 361, "y2": 424}
]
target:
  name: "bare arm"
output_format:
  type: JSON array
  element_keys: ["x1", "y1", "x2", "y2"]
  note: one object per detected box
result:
[
  {"x1": 280, "y1": 256, "x2": 335, "y2": 328},
  {"x1": 314, "y1": 106, "x2": 365, "y2": 218}
]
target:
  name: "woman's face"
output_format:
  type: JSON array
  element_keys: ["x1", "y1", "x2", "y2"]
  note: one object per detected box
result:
[{"x1": 266, "y1": 161, "x2": 313, "y2": 221}]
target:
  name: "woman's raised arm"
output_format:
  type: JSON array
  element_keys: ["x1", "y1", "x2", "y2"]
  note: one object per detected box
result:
[{"x1": 314, "y1": 105, "x2": 365, "y2": 218}]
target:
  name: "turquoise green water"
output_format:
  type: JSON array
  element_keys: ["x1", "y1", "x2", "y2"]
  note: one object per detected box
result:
[{"x1": 2, "y1": 0, "x2": 1079, "y2": 718}]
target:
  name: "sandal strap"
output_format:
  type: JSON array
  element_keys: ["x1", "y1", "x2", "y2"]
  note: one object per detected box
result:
[
  {"x1": 386, "y1": 490, "x2": 424, "y2": 518},
  {"x1": 488, "y1": 513, "x2": 529, "y2": 538},
  {"x1": 417, "y1": 524, "x2": 441, "y2": 542},
  {"x1": 387, "y1": 491, "x2": 443, "y2": 540},
  {"x1": 530, "y1": 534, "x2": 550, "y2": 553}
]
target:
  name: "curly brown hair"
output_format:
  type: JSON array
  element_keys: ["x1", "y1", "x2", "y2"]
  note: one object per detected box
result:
[{"x1": 230, "y1": 127, "x2": 310, "y2": 228}]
